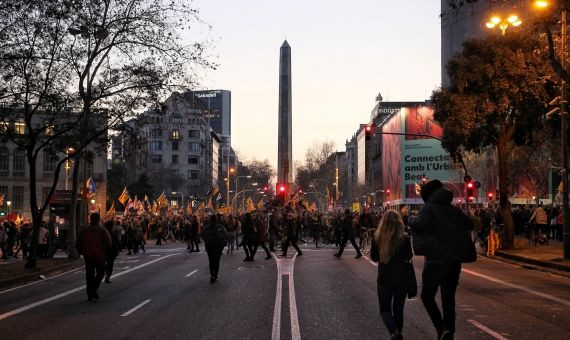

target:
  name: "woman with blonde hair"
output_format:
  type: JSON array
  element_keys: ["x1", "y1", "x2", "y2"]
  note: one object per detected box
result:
[{"x1": 370, "y1": 210, "x2": 413, "y2": 340}]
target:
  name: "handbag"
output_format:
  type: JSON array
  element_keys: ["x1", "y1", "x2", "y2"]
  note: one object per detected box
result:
[{"x1": 406, "y1": 260, "x2": 417, "y2": 298}]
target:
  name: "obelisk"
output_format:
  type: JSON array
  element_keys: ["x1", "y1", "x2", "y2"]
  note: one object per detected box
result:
[{"x1": 278, "y1": 40, "x2": 293, "y2": 188}]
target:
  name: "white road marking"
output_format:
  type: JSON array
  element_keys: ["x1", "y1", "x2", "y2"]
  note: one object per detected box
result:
[
  {"x1": 462, "y1": 268, "x2": 570, "y2": 306},
  {"x1": 0, "y1": 254, "x2": 178, "y2": 321},
  {"x1": 185, "y1": 269, "x2": 198, "y2": 278},
  {"x1": 271, "y1": 254, "x2": 282, "y2": 340},
  {"x1": 468, "y1": 319, "x2": 509, "y2": 340},
  {"x1": 362, "y1": 255, "x2": 378, "y2": 267},
  {"x1": 149, "y1": 255, "x2": 161, "y2": 257},
  {"x1": 121, "y1": 299, "x2": 151, "y2": 317},
  {"x1": 270, "y1": 252, "x2": 301, "y2": 340},
  {"x1": 0, "y1": 268, "x2": 81, "y2": 294}
]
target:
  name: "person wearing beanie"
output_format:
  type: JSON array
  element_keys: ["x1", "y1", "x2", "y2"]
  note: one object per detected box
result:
[{"x1": 409, "y1": 179, "x2": 474, "y2": 340}]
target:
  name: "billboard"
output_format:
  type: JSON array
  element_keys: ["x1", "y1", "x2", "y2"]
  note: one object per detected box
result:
[{"x1": 382, "y1": 105, "x2": 462, "y2": 205}]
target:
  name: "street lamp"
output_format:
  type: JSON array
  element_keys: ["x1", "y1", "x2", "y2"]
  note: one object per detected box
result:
[
  {"x1": 6, "y1": 200, "x2": 11, "y2": 215},
  {"x1": 226, "y1": 167, "x2": 234, "y2": 206},
  {"x1": 533, "y1": 0, "x2": 569, "y2": 258},
  {"x1": 485, "y1": 14, "x2": 522, "y2": 35}
]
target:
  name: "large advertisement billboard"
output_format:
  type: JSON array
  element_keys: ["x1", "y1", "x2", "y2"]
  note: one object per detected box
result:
[{"x1": 382, "y1": 105, "x2": 462, "y2": 205}]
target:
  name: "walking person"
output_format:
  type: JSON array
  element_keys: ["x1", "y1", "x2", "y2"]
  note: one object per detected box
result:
[
  {"x1": 253, "y1": 213, "x2": 272, "y2": 260},
  {"x1": 409, "y1": 180, "x2": 475, "y2": 340},
  {"x1": 190, "y1": 215, "x2": 201, "y2": 252},
  {"x1": 370, "y1": 210, "x2": 414, "y2": 340},
  {"x1": 103, "y1": 221, "x2": 120, "y2": 283},
  {"x1": 241, "y1": 213, "x2": 257, "y2": 261},
  {"x1": 225, "y1": 214, "x2": 237, "y2": 254},
  {"x1": 281, "y1": 212, "x2": 303, "y2": 257},
  {"x1": 335, "y1": 209, "x2": 363, "y2": 258},
  {"x1": 202, "y1": 215, "x2": 227, "y2": 283},
  {"x1": 76, "y1": 213, "x2": 112, "y2": 301}
]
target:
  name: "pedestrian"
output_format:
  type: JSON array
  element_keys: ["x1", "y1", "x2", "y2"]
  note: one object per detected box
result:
[
  {"x1": 156, "y1": 221, "x2": 163, "y2": 246},
  {"x1": 225, "y1": 214, "x2": 237, "y2": 255},
  {"x1": 190, "y1": 215, "x2": 200, "y2": 252},
  {"x1": 254, "y1": 213, "x2": 272, "y2": 260},
  {"x1": 281, "y1": 212, "x2": 303, "y2": 257},
  {"x1": 76, "y1": 213, "x2": 112, "y2": 301},
  {"x1": 241, "y1": 213, "x2": 257, "y2": 261},
  {"x1": 335, "y1": 209, "x2": 363, "y2": 258},
  {"x1": 370, "y1": 210, "x2": 414, "y2": 340},
  {"x1": 409, "y1": 180, "x2": 475, "y2": 340},
  {"x1": 202, "y1": 214, "x2": 227, "y2": 283},
  {"x1": 103, "y1": 220, "x2": 120, "y2": 283},
  {"x1": 38, "y1": 222, "x2": 49, "y2": 258}
]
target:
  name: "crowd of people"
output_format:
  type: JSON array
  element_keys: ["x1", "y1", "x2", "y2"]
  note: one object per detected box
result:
[{"x1": 3, "y1": 180, "x2": 567, "y2": 339}]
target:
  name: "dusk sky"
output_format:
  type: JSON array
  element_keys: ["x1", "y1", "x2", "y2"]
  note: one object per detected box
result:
[{"x1": 192, "y1": 0, "x2": 441, "y2": 170}]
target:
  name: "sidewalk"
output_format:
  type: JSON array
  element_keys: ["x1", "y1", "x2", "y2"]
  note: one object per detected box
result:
[
  {"x1": 0, "y1": 250, "x2": 82, "y2": 289},
  {"x1": 494, "y1": 240, "x2": 570, "y2": 273}
]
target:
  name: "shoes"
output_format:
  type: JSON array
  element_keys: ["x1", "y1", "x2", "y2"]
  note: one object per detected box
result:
[
  {"x1": 440, "y1": 329, "x2": 453, "y2": 340},
  {"x1": 355, "y1": 253, "x2": 363, "y2": 259},
  {"x1": 391, "y1": 331, "x2": 403, "y2": 340},
  {"x1": 210, "y1": 277, "x2": 216, "y2": 283},
  {"x1": 243, "y1": 257, "x2": 250, "y2": 262},
  {"x1": 104, "y1": 275, "x2": 111, "y2": 283},
  {"x1": 334, "y1": 253, "x2": 341, "y2": 258}
]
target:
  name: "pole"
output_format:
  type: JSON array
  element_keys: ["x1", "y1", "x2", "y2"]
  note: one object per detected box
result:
[
  {"x1": 562, "y1": 8, "x2": 570, "y2": 259},
  {"x1": 226, "y1": 151, "x2": 230, "y2": 206}
]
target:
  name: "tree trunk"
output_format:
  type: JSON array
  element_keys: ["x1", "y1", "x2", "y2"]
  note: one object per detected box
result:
[
  {"x1": 497, "y1": 131, "x2": 515, "y2": 249},
  {"x1": 67, "y1": 157, "x2": 80, "y2": 259},
  {"x1": 25, "y1": 153, "x2": 40, "y2": 268}
]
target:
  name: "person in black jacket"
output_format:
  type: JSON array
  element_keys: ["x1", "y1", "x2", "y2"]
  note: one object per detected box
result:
[
  {"x1": 335, "y1": 209, "x2": 363, "y2": 258},
  {"x1": 370, "y1": 210, "x2": 413, "y2": 340},
  {"x1": 281, "y1": 213, "x2": 303, "y2": 257},
  {"x1": 409, "y1": 180, "x2": 473, "y2": 340},
  {"x1": 103, "y1": 220, "x2": 120, "y2": 283},
  {"x1": 202, "y1": 214, "x2": 227, "y2": 283}
]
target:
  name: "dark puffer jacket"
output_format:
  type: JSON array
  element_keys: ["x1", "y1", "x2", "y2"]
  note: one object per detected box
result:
[{"x1": 409, "y1": 187, "x2": 473, "y2": 263}]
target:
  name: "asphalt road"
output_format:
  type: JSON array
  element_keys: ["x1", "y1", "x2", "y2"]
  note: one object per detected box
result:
[{"x1": 1, "y1": 241, "x2": 569, "y2": 340}]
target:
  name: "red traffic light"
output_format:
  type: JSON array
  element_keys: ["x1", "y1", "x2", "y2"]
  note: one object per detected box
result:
[
  {"x1": 298, "y1": 189, "x2": 303, "y2": 194},
  {"x1": 488, "y1": 192, "x2": 493, "y2": 198},
  {"x1": 279, "y1": 185, "x2": 286, "y2": 193},
  {"x1": 386, "y1": 188, "x2": 390, "y2": 193},
  {"x1": 366, "y1": 125, "x2": 372, "y2": 132},
  {"x1": 467, "y1": 182, "x2": 474, "y2": 189}
]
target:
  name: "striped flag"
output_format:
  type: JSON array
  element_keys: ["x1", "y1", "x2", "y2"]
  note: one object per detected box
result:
[
  {"x1": 246, "y1": 197, "x2": 255, "y2": 213},
  {"x1": 118, "y1": 187, "x2": 130, "y2": 205},
  {"x1": 156, "y1": 192, "x2": 168, "y2": 208},
  {"x1": 106, "y1": 202, "x2": 116, "y2": 218},
  {"x1": 257, "y1": 199, "x2": 264, "y2": 210}
]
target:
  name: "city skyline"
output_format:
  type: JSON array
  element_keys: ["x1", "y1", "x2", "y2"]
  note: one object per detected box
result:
[{"x1": 193, "y1": 0, "x2": 441, "y2": 170}]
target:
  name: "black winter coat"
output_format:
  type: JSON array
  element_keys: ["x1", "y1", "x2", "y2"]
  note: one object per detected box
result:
[
  {"x1": 409, "y1": 187, "x2": 473, "y2": 263},
  {"x1": 370, "y1": 235, "x2": 413, "y2": 286}
]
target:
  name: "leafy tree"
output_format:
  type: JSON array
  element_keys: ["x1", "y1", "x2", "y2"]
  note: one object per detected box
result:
[
  {"x1": 431, "y1": 28, "x2": 557, "y2": 248},
  {"x1": 0, "y1": 0, "x2": 213, "y2": 267}
]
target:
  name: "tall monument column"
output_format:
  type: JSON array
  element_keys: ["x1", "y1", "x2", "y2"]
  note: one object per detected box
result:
[{"x1": 277, "y1": 40, "x2": 293, "y2": 188}]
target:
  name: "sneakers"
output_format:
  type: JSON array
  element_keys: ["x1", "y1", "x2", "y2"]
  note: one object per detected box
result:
[{"x1": 334, "y1": 253, "x2": 341, "y2": 258}]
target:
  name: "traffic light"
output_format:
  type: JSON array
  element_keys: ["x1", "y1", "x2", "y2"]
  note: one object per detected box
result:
[
  {"x1": 263, "y1": 186, "x2": 269, "y2": 193},
  {"x1": 422, "y1": 176, "x2": 427, "y2": 184},
  {"x1": 466, "y1": 181, "x2": 474, "y2": 199},
  {"x1": 365, "y1": 125, "x2": 373, "y2": 141},
  {"x1": 298, "y1": 189, "x2": 303, "y2": 194},
  {"x1": 488, "y1": 192, "x2": 494, "y2": 200},
  {"x1": 386, "y1": 188, "x2": 390, "y2": 198}
]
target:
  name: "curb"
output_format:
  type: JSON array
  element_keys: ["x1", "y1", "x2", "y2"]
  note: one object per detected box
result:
[
  {"x1": 494, "y1": 251, "x2": 570, "y2": 273},
  {"x1": 0, "y1": 259, "x2": 83, "y2": 289}
]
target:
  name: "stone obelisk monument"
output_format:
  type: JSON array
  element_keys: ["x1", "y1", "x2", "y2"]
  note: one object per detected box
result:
[{"x1": 278, "y1": 40, "x2": 293, "y2": 189}]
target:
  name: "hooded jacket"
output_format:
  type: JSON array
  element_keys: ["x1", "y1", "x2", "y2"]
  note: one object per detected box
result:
[{"x1": 409, "y1": 187, "x2": 473, "y2": 263}]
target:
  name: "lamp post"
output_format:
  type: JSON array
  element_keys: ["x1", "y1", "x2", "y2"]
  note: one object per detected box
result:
[
  {"x1": 485, "y1": 14, "x2": 522, "y2": 35},
  {"x1": 534, "y1": 0, "x2": 569, "y2": 258}
]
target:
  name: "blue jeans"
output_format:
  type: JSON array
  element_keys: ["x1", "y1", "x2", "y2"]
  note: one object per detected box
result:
[{"x1": 377, "y1": 284, "x2": 407, "y2": 335}]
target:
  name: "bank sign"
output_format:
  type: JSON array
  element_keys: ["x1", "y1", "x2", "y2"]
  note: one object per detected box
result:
[{"x1": 382, "y1": 105, "x2": 462, "y2": 203}]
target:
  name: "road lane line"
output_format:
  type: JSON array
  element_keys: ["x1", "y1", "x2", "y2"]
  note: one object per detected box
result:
[
  {"x1": 185, "y1": 269, "x2": 198, "y2": 278},
  {"x1": 0, "y1": 267, "x2": 82, "y2": 295},
  {"x1": 121, "y1": 299, "x2": 151, "y2": 317},
  {"x1": 468, "y1": 319, "x2": 509, "y2": 340},
  {"x1": 362, "y1": 255, "x2": 378, "y2": 267},
  {"x1": 271, "y1": 253, "x2": 282, "y2": 340},
  {"x1": 462, "y1": 268, "x2": 570, "y2": 306},
  {"x1": 0, "y1": 254, "x2": 178, "y2": 321},
  {"x1": 288, "y1": 253, "x2": 301, "y2": 340}
]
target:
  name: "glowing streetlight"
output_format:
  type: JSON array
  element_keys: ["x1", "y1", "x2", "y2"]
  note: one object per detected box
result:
[
  {"x1": 485, "y1": 15, "x2": 522, "y2": 35},
  {"x1": 534, "y1": 1, "x2": 549, "y2": 9}
]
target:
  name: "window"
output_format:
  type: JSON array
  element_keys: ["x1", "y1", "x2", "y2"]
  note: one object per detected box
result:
[
  {"x1": 13, "y1": 148, "x2": 25, "y2": 176},
  {"x1": 188, "y1": 156, "x2": 199, "y2": 164},
  {"x1": 151, "y1": 154, "x2": 162, "y2": 163},
  {"x1": 0, "y1": 186, "x2": 7, "y2": 209},
  {"x1": 0, "y1": 147, "x2": 8, "y2": 176},
  {"x1": 151, "y1": 128, "x2": 162, "y2": 138},
  {"x1": 172, "y1": 141, "x2": 179, "y2": 151},
  {"x1": 42, "y1": 150, "x2": 56, "y2": 174},
  {"x1": 12, "y1": 186, "x2": 24, "y2": 210},
  {"x1": 188, "y1": 170, "x2": 199, "y2": 180},
  {"x1": 172, "y1": 155, "x2": 178, "y2": 164},
  {"x1": 188, "y1": 130, "x2": 200, "y2": 138},
  {"x1": 150, "y1": 141, "x2": 162, "y2": 151},
  {"x1": 14, "y1": 121, "x2": 25, "y2": 134},
  {"x1": 171, "y1": 129, "x2": 180, "y2": 140},
  {"x1": 189, "y1": 142, "x2": 200, "y2": 152}
]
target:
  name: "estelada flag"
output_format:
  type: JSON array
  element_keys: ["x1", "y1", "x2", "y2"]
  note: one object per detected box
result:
[
  {"x1": 106, "y1": 202, "x2": 116, "y2": 218},
  {"x1": 257, "y1": 199, "x2": 264, "y2": 210},
  {"x1": 118, "y1": 187, "x2": 130, "y2": 205}
]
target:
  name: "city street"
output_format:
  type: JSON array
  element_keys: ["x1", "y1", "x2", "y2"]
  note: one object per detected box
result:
[{"x1": 1, "y1": 242, "x2": 569, "y2": 339}]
